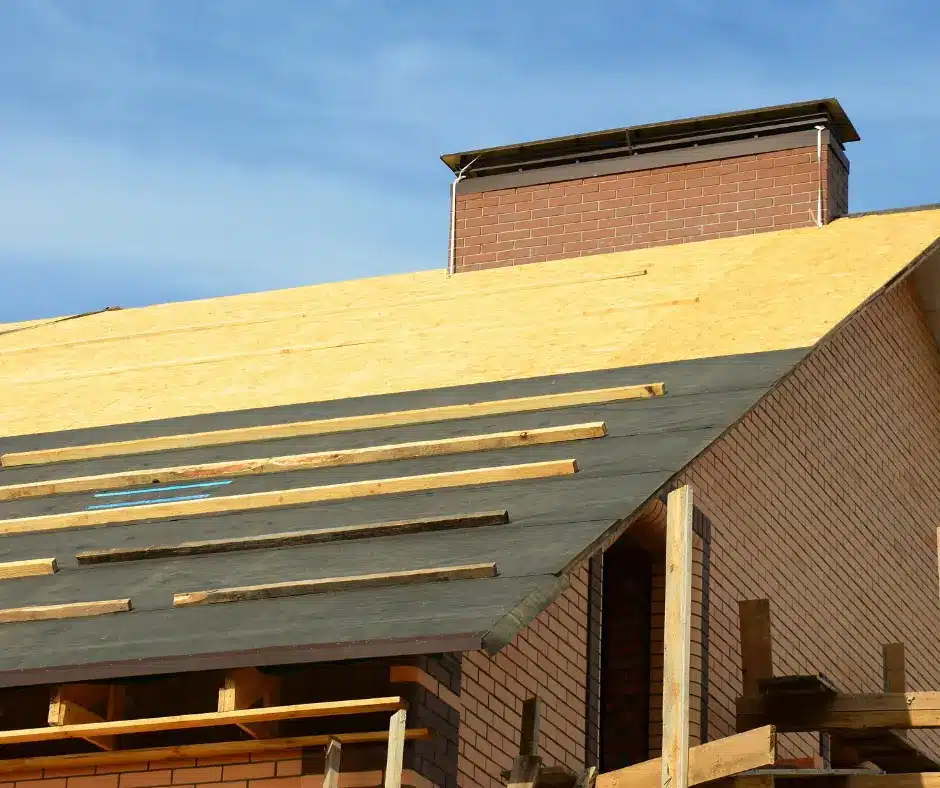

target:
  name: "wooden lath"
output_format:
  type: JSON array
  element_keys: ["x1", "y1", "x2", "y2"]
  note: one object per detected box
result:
[
  {"x1": 173, "y1": 563, "x2": 498, "y2": 607},
  {"x1": 1, "y1": 382, "x2": 662, "y2": 467},
  {"x1": 0, "y1": 696, "x2": 404, "y2": 745},
  {"x1": 0, "y1": 557, "x2": 57, "y2": 580},
  {"x1": 0, "y1": 729, "x2": 432, "y2": 775},
  {"x1": 0, "y1": 598, "x2": 130, "y2": 625},
  {"x1": 77, "y1": 510, "x2": 511, "y2": 565},
  {"x1": 0, "y1": 459, "x2": 577, "y2": 535},
  {"x1": 0, "y1": 422, "x2": 607, "y2": 501}
]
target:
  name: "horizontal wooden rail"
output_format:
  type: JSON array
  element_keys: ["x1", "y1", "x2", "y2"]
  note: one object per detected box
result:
[
  {"x1": 174, "y1": 562, "x2": 497, "y2": 607},
  {"x1": 0, "y1": 696, "x2": 404, "y2": 745},
  {"x1": 77, "y1": 510, "x2": 510, "y2": 564},
  {"x1": 596, "y1": 725, "x2": 776, "y2": 788},
  {"x1": 738, "y1": 691, "x2": 940, "y2": 730},
  {"x1": 0, "y1": 728, "x2": 433, "y2": 775},
  {"x1": 0, "y1": 459, "x2": 577, "y2": 535},
  {"x1": 0, "y1": 598, "x2": 130, "y2": 624},
  {"x1": 0, "y1": 557, "x2": 57, "y2": 580},
  {"x1": 0, "y1": 423, "x2": 605, "y2": 501},
  {"x1": 1, "y1": 382, "x2": 663, "y2": 467}
]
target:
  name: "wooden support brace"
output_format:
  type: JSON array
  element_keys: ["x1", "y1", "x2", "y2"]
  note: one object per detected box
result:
[
  {"x1": 218, "y1": 668, "x2": 281, "y2": 739},
  {"x1": 738, "y1": 599, "x2": 773, "y2": 699},
  {"x1": 662, "y1": 485, "x2": 693, "y2": 788},
  {"x1": 323, "y1": 738, "x2": 342, "y2": 788},
  {"x1": 595, "y1": 725, "x2": 776, "y2": 788},
  {"x1": 48, "y1": 684, "x2": 124, "y2": 751},
  {"x1": 384, "y1": 709, "x2": 407, "y2": 788}
]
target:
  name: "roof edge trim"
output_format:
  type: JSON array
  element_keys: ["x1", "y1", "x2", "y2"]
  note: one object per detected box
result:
[
  {"x1": 481, "y1": 576, "x2": 570, "y2": 655},
  {"x1": 0, "y1": 631, "x2": 484, "y2": 689}
]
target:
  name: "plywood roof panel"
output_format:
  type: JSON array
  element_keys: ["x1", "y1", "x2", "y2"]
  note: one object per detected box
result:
[{"x1": 3, "y1": 210, "x2": 939, "y2": 437}]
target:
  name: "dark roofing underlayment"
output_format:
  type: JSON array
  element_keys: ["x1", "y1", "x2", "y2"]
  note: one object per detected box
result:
[{"x1": 0, "y1": 348, "x2": 807, "y2": 687}]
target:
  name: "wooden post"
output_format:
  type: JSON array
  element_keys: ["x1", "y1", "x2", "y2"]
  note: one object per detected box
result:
[
  {"x1": 520, "y1": 697, "x2": 541, "y2": 757},
  {"x1": 384, "y1": 709, "x2": 406, "y2": 788},
  {"x1": 509, "y1": 697, "x2": 543, "y2": 788},
  {"x1": 883, "y1": 642, "x2": 906, "y2": 740},
  {"x1": 662, "y1": 485, "x2": 693, "y2": 788},
  {"x1": 323, "y1": 738, "x2": 341, "y2": 788},
  {"x1": 738, "y1": 600, "x2": 773, "y2": 697}
]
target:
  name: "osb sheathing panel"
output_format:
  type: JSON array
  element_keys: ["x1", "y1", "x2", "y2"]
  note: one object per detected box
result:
[{"x1": 2, "y1": 210, "x2": 940, "y2": 437}]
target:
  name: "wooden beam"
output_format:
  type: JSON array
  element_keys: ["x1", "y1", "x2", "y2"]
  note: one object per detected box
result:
[
  {"x1": 324, "y1": 738, "x2": 342, "y2": 788},
  {"x1": 883, "y1": 643, "x2": 906, "y2": 693},
  {"x1": 718, "y1": 775, "x2": 940, "y2": 788},
  {"x1": 49, "y1": 685, "x2": 121, "y2": 751},
  {"x1": 78, "y1": 511, "x2": 510, "y2": 565},
  {"x1": 0, "y1": 696, "x2": 404, "y2": 744},
  {"x1": 0, "y1": 598, "x2": 130, "y2": 625},
  {"x1": 507, "y1": 757, "x2": 542, "y2": 788},
  {"x1": 736, "y1": 691, "x2": 940, "y2": 730},
  {"x1": 520, "y1": 697, "x2": 541, "y2": 757},
  {"x1": 662, "y1": 485, "x2": 693, "y2": 788},
  {"x1": 1, "y1": 383, "x2": 663, "y2": 467},
  {"x1": 0, "y1": 557, "x2": 57, "y2": 580},
  {"x1": 218, "y1": 668, "x2": 281, "y2": 739},
  {"x1": 0, "y1": 728, "x2": 432, "y2": 774},
  {"x1": 0, "y1": 460, "x2": 578, "y2": 535},
  {"x1": 174, "y1": 563, "x2": 498, "y2": 607},
  {"x1": 384, "y1": 709, "x2": 407, "y2": 788},
  {"x1": 739, "y1": 599, "x2": 773, "y2": 697},
  {"x1": 0, "y1": 424, "x2": 605, "y2": 502},
  {"x1": 595, "y1": 725, "x2": 776, "y2": 788}
]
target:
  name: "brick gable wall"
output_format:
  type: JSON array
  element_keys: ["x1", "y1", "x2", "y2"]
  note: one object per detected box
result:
[
  {"x1": 454, "y1": 145, "x2": 848, "y2": 273},
  {"x1": 457, "y1": 564, "x2": 591, "y2": 788},
  {"x1": 678, "y1": 277, "x2": 940, "y2": 757}
]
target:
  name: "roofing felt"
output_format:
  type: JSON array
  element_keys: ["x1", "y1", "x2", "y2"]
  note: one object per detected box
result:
[{"x1": 0, "y1": 210, "x2": 939, "y2": 686}]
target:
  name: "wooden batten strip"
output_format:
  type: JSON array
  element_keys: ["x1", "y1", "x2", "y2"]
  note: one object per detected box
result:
[
  {"x1": 0, "y1": 598, "x2": 130, "y2": 625},
  {"x1": 0, "y1": 730, "x2": 432, "y2": 775},
  {"x1": 0, "y1": 422, "x2": 606, "y2": 501},
  {"x1": 0, "y1": 460, "x2": 577, "y2": 536},
  {"x1": 0, "y1": 557, "x2": 57, "y2": 580},
  {"x1": 1, "y1": 382, "x2": 663, "y2": 467},
  {"x1": 174, "y1": 562, "x2": 497, "y2": 607},
  {"x1": 0, "y1": 696, "x2": 404, "y2": 745},
  {"x1": 76, "y1": 510, "x2": 510, "y2": 565}
]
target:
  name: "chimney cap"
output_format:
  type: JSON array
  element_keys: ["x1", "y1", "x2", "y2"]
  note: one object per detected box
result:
[{"x1": 441, "y1": 98, "x2": 859, "y2": 178}]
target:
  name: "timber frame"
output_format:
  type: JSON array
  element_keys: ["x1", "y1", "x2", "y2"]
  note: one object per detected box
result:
[{"x1": 0, "y1": 657, "x2": 460, "y2": 785}]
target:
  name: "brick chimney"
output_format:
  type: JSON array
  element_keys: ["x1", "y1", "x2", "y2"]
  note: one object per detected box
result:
[{"x1": 441, "y1": 99, "x2": 858, "y2": 273}]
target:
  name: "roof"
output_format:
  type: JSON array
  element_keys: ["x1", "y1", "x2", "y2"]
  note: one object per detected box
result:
[
  {"x1": 0, "y1": 209, "x2": 939, "y2": 687},
  {"x1": 3, "y1": 209, "x2": 939, "y2": 440},
  {"x1": 441, "y1": 98, "x2": 859, "y2": 177}
]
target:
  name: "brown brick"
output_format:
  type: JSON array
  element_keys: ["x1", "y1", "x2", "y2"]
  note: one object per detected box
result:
[{"x1": 172, "y1": 769, "x2": 222, "y2": 785}]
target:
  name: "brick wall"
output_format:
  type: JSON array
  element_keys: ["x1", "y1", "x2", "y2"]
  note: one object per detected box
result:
[
  {"x1": 454, "y1": 145, "x2": 848, "y2": 273},
  {"x1": 677, "y1": 277, "x2": 940, "y2": 757},
  {"x1": 457, "y1": 564, "x2": 590, "y2": 788},
  {"x1": 0, "y1": 750, "x2": 307, "y2": 788}
]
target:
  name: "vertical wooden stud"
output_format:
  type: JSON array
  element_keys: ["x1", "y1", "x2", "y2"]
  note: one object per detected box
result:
[
  {"x1": 384, "y1": 708, "x2": 407, "y2": 788},
  {"x1": 739, "y1": 599, "x2": 773, "y2": 697},
  {"x1": 520, "y1": 697, "x2": 541, "y2": 757},
  {"x1": 662, "y1": 485, "x2": 693, "y2": 788},
  {"x1": 323, "y1": 737, "x2": 342, "y2": 788}
]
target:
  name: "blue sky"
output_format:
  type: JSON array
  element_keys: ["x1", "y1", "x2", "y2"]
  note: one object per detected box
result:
[{"x1": 1, "y1": 1, "x2": 938, "y2": 321}]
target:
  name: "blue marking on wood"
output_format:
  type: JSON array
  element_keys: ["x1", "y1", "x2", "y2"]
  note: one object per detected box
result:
[
  {"x1": 86, "y1": 493, "x2": 212, "y2": 511},
  {"x1": 93, "y1": 480, "x2": 233, "y2": 498}
]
